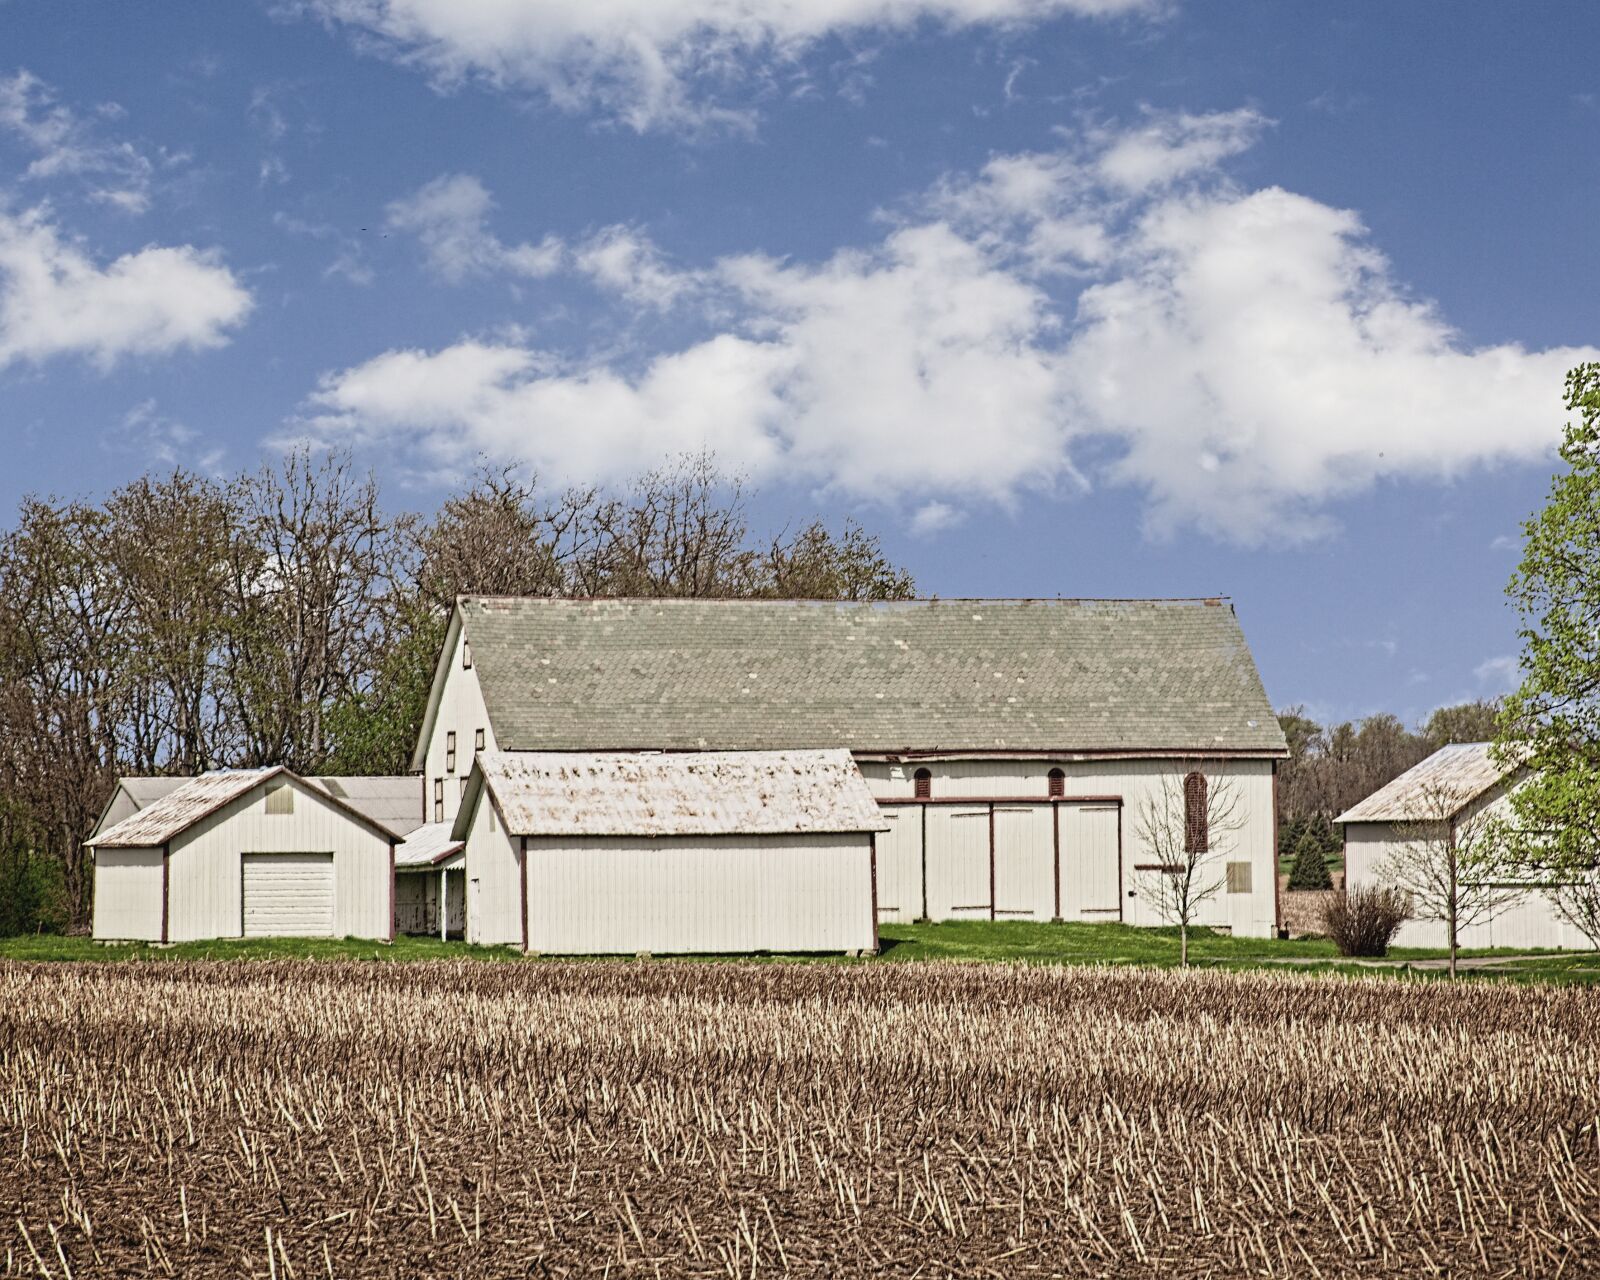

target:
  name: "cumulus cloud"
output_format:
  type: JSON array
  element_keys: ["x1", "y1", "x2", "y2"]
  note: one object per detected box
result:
[
  {"x1": 297, "y1": 0, "x2": 1158, "y2": 131},
  {"x1": 0, "y1": 206, "x2": 253, "y2": 369},
  {"x1": 386, "y1": 173, "x2": 562, "y2": 282},
  {"x1": 0, "y1": 69, "x2": 167, "y2": 213},
  {"x1": 300, "y1": 108, "x2": 1598, "y2": 541}
]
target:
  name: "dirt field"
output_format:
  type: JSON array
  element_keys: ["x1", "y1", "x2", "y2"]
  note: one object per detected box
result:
[{"x1": 3, "y1": 961, "x2": 1598, "y2": 1278}]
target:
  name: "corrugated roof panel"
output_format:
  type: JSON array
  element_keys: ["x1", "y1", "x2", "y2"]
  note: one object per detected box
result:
[
  {"x1": 1336, "y1": 743, "x2": 1513, "y2": 824},
  {"x1": 478, "y1": 749, "x2": 889, "y2": 838},
  {"x1": 394, "y1": 821, "x2": 465, "y2": 867},
  {"x1": 90, "y1": 769, "x2": 282, "y2": 847},
  {"x1": 307, "y1": 776, "x2": 423, "y2": 835},
  {"x1": 460, "y1": 597, "x2": 1288, "y2": 756}
]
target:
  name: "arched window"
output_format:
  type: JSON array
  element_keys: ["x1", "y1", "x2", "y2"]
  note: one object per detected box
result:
[
  {"x1": 1047, "y1": 768, "x2": 1066, "y2": 799},
  {"x1": 1184, "y1": 771, "x2": 1209, "y2": 852},
  {"x1": 913, "y1": 768, "x2": 932, "y2": 800}
]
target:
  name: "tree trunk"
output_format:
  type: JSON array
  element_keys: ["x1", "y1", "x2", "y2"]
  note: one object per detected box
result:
[
  {"x1": 1180, "y1": 922, "x2": 1189, "y2": 968},
  {"x1": 1448, "y1": 820, "x2": 1459, "y2": 980}
]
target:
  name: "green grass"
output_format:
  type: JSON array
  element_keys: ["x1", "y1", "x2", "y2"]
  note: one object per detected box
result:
[{"x1": 3, "y1": 922, "x2": 1596, "y2": 982}]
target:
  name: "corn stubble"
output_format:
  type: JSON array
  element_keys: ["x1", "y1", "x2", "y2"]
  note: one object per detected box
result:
[{"x1": 1, "y1": 962, "x2": 1597, "y2": 1278}]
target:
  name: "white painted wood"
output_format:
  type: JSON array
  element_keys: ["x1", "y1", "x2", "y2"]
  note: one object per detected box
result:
[
  {"x1": 873, "y1": 807, "x2": 924, "y2": 923},
  {"x1": 242, "y1": 853, "x2": 334, "y2": 937},
  {"x1": 1060, "y1": 804, "x2": 1121, "y2": 920},
  {"x1": 166, "y1": 775, "x2": 392, "y2": 942},
  {"x1": 91, "y1": 849, "x2": 164, "y2": 941},
  {"x1": 992, "y1": 805, "x2": 1054, "y2": 919},
  {"x1": 925, "y1": 807, "x2": 991, "y2": 920},
  {"x1": 422, "y1": 623, "x2": 495, "y2": 827},
  {"x1": 525, "y1": 833, "x2": 874, "y2": 954},
  {"x1": 461, "y1": 786, "x2": 522, "y2": 946}
]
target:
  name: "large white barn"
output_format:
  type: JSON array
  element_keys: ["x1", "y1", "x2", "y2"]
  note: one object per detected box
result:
[
  {"x1": 415, "y1": 596, "x2": 1289, "y2": 940},
  {"x1": 1340, "y1": 743, "x2": 1592, "y2": 951}
]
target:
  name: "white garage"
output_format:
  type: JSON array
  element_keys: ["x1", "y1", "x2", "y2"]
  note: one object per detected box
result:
[
  {"x1": 454, "y1": 749, "x2": 888, "y2": 955},
  {"x1": 89, "y1": 768, "x2": 399, "y2": 943}
]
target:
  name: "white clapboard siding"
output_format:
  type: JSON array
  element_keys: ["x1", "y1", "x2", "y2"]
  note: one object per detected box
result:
[
  {"x1": 525, "y1": 834, "x2": 874, "y2": 955},
  {"x1": 1061, "y1": 804, "x2": 1122, "y2": 920},
  {"x1": 242, "y1": 853, "x2": 334, "y2": 937},
  {"x1": 992, "y1": 805, "x2": 1055, "y2": 920},
  {"x1": 874, "y1": 807, "x2": 924, "y2": 923}
]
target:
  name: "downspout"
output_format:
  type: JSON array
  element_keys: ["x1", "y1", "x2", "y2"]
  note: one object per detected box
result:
[
  {"x1": 519, "y1": 835, "x2": 529, "y2": 953},
  {"x1": 919, "y1": 803, "x2": 929, "y2": 922},
  {"x1": 868, "y1": 832, "x2": 880, "y2": 955},
  {"x1": 1051, "y1": 801, "x2": 1062, "y2": 922},
  {"x1": 160, "y1": 842, "x2": 170, "y2": 944},
  {"x1": 1272, "y1": 760, "x2": 1283, "y2": 937},
  {"x1": 988, "y1": 803, "x2": 996, "y2": 921},
  {"x1": 388, "y1": 839, "x2": 396, "y2": 943}
]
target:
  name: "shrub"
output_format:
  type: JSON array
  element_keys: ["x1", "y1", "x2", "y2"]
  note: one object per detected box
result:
[
  {"x1": 1323, "y1": 885, "x2": 1410, "y2": 957},
  {"x1": 1288, "y1": 829, "x2": 1334, "y2": 891},
  {"x1": 0, "y1": 845, "x2": 70, "y2": 937}
]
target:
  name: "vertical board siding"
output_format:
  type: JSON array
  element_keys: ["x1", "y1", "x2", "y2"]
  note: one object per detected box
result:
[
  {"x1": 425, "y1": 624, "x2": 495, "y2": 828},
  {"x1": 873, "y1": 807, "x2": 924, "y2": 923},
  {"x1": 857, "y1": 757, "x2": 1278, "y2": 936},
  {"x1": 463, "y1": 790, "x2": 523, "y2": 945},
  {"x1": 991, "y1": 805, "x2": 1055, "y2": 919},
  {"x1": 1344, "y1": 815, "x2": 1588, "y2": 951},
  {"x1": 924, "y1": 807, "x2": 991, "y2": 919},
  {"x1": 524, "y1": 834, "x2": 874, "y2": 955},
  {"x1": 1060, "y1": 805, "x2": 1122, "y2": 919},
  {"x1": 166, "y1": 778, "x2": 392, "y2": 942},
  {"x1": 91, "y1": 849, "x2": 164, "y2": 940}
]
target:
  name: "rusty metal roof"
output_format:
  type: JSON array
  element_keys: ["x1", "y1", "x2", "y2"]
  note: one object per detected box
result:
[
  {"x1": 394, "y1": 821, "x2": 465, "y2": 867},
  {"x1": 461, "y1": 749, "x2": 889, "y2": 839},
  {"x1": 89, "y1": 769, "x2": 286, "y2": 847},
  {"x1": 1336, "y1": 743, "x2": 1514, "y2": 824},
  {"x1": 90, "y1": 768, "x2": 403, "y2": 848}
]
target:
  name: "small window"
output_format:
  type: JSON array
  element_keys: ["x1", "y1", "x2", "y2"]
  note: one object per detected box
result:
[
  {"x1": 488, "y1": 806, "x2": 496, "y2": 833},
  {"x1": 446, "y1": 731, "x2": 457, "y2": 774},
  {"x1": 913, "y1": 768, "x2": 932, "y2": 800},
  {"x1": 462, "y1": 640, "x2": 472, "y2": 670},
  {"x1": 265, "y1": 781, "x2": 294, "y2": 815},
  {"x1": 1184, "y1": 772, "x2": 1209, "y2": 853},
  {"x1": 1047, "y1": 768, "x2": 1066, "y2": 799},
  {"x1": 460, "y1": 777, "x2": 469, "y2": 799},
  {"x1": 1226, "y1": 861, "x2": 1252, "y2": 895},
  {"x1": 433, "y1": 778, "x2": 444, "y2": 823},
  {"x1": 475, "y1": 727, "x2": 485, "y2": 752}
]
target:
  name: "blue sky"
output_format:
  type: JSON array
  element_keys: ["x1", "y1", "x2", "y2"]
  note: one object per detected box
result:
[{"x1": 3, "y1": 0, "x2": 1597, "y2": 727}]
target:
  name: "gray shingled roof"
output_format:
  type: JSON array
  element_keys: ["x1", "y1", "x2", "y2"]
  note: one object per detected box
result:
[{"x1": 458, "y1": 597, "x2": 1287, "y2": 755}]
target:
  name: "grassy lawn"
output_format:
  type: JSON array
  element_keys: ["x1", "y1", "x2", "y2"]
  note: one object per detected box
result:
[{"x1": 2, "y1": 921, "x2": 1596, "y2": 981}]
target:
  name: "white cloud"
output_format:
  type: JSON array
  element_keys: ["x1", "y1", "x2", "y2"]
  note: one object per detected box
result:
[
  {"x1": 298, "y1": 0, "x2": 1158, "y2": 131},
  {"x1": 300, "y1": 108, "x2": 1599, "y2": 540},
  {"x1": 1474, "y1": 655, "x2": 1521, "y2": 693},
  {"x1": 0, "y1": 206, "x2": 253, "y2": 369},
  {"x1": 114, "y1": 400, "x2": 227, "y2": 473},
  {"x1": 0, "y1": 69, "x2": 161, "y2": 212},
  {"x1": 386, "y1": 173, "x2": 563, "y2": 282}
]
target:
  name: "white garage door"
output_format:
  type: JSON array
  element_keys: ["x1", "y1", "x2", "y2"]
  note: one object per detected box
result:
[{"x1": 242, "y1": 853, "x2": 334, "y2": 937}]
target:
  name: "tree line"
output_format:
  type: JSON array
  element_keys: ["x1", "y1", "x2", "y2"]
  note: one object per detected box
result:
[{"x1": 0, "y1": 452, "x2": 914, "y2": 931}]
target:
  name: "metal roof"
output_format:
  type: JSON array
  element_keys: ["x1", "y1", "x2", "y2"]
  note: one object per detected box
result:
[
  {"x1": 460, "y1": 749, "x2": 890, "y2": 839},
  {"x1": 1336, "y1": 743, "x2": 1514, "y2": 824},
  {"x1": 394, "y1": 821, "x2": 465, "y2": 867},
  {"x1": 435, "y1": 596, "x2": 1287, "y2": 758},
  {"x1": 90, "y1": 769, "x2": 285, "y2": 847},
  {"x1": 308, "y1": 776, "x2": 424, "y2": 836},
  {"x1": 120, "y1": 778, "x2": 188, "y2": 808},
  {"x1": 89, "y1": 768, "x2": 402, "y2": 848}
]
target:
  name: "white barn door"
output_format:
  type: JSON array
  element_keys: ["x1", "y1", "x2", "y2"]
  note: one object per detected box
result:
[
  {"x1": 992, "y1": 805, "x2": 1055, "y2": 920},
  {"x1": 1060, "y1": 805, "x2": 1121, "y2": 920},
  {"x1": 873, "y1": 807, "x2": 924, "y2": 923},
  {"x1": 925, "y1": 807, "x2": 990, "y2": 919},
  {"x1": 242, "y1": 853, "x2": 334, "y2": 937}
]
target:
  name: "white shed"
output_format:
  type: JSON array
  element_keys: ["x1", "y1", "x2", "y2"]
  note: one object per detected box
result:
[
  {"x1": 1340, "y1": 743, "x2": 1592, "y2": 951},
  {"x1": 88, "y1": 768, "x2": 400, "y2": 942},
  {"x1": 453, "y1": 749, "x2": 888, "y2": 954}
]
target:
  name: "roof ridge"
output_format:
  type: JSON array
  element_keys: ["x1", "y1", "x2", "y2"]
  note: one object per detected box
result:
[{"x1": 459, "y1": 594, "x2": 1234, "y2": 605}]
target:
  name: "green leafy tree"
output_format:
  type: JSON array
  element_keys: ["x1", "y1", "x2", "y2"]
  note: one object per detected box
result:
[{"x1": 1495, "y1": 363, "x2": 1600, "y2": 946}]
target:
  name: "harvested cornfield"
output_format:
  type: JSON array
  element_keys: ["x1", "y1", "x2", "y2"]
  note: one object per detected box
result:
[{"x1": 2, "y1": 963, "x2": 1598, "y2": 1278}]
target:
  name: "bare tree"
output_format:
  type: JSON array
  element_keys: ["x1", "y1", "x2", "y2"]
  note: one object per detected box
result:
[
  {"x1": 1133, "y1": 765, "x2": 1245, "y2": 966},
  {"x1": 1377, "y1": 779, "x2": 1523, "y2": 978}
]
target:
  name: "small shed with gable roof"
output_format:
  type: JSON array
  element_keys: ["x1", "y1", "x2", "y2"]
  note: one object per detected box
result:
[
  {"x1": 453, "y1": 748, "x2": 889, "y2": 954},
  {"x1": 88, "y1": 768, "x2": 401, "y2": 943}
]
